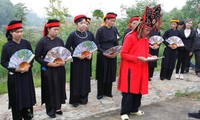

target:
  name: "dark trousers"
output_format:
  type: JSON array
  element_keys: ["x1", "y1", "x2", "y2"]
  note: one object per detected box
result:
[
  {"x1": 176, "y1": 49, "x2": 190, "y2": 74},
  {"x1": 195, "y1": 50, "x2": 200, "y2": 73},
  {"x1": 97, "y1": 79, "x2": 113, "y2": 97},
  {"x1": 160, "y1": 67, "x2": 174, "y2": 80},
  {"x1": 149, "y1": 68, "x2": 154, "y2": 78},
  {"x1": 69, "y1": 93, "x2": 89, "y2": 105},
  {"x1": 120, "y1": 93, "x2": 142, "y2": 115},
  {"x1": 11, "y1": 107, "x2": 33, "y2": 120},
  {"x1": 185, "y1": 54, "x2": 193, "y2": 72},
  {"x1": 45, "y1": 100, "x2": 61, "y2": 115}
]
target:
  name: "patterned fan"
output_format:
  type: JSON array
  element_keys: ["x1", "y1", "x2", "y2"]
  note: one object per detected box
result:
[
  {"x1": 103, "y1": 45, "x2": 122, "y2": 55},
  {"x1": 73, "y1": 41, "x2": 97, "y2": 57},
  {"x1": 149, "y1": 35, "x2": 164, "y2": 46},
  {"x1": 8, "y1": 49, "x2": 35, "y2": 69},
  {"x1": 44, "y1": 46, "x2": 72, "y2": 63},
  {"x1": 166, "y1": 36, "x2": 184, "y2": 47}
]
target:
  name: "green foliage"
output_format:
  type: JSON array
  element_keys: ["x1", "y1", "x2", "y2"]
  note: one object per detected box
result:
[
  {"x1": 14, "y1": 3, "x2": 28, "y2": 22},
  {"x1": 45, "y1": 0, "x2": 69, "y2": 24},
  {"x1": 0, "y1": 0, "x2": 14, "y2": 26},
  {"x1": 93, "y1": 9, "x2": 104, "y2": 19},
  {"x1": 175, "y1": 90, "x2": 200, "y2": 101}
]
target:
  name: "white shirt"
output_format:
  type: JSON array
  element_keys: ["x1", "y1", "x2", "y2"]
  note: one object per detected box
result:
[
  {"x1": 197, "y1": 28, "x2": 200, "y2": 34},
  {"x1": 184, "y1": 29, "x2": 191, "y2": 38}
]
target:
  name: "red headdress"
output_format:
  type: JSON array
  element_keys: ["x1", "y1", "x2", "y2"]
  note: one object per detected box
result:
[{"x1": 43, "y1": 19, "x2": 60, "y2": 36}]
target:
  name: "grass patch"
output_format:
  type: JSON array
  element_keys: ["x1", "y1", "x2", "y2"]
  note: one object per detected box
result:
[{"x1": 175, "y1": 90, "x2": 200, "y2": 101}]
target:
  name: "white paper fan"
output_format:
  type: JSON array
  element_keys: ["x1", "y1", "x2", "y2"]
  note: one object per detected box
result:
[
  {"x1": 73, "y1": 41, "x2": 97, "y2": 57},
  {"x1": 149, "y1": 35, "x2": 164, "y2": 45},
  {"x1": 166, "y1": 36, "x2": 184, "y2": 47},
  {"x1": 44, "y1": 46, "x2": 72, "y2": 63},
  {"x1": 103, "y1": 45, "x2": 122, "y2": 55},
  {"x1": 8, "y1": 49, "x2": 35, "y2": 68}
]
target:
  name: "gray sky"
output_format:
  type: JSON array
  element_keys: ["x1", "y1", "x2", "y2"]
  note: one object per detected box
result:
[{"x1": 10, "y1": 0, "x2": 187, "y2": 18}]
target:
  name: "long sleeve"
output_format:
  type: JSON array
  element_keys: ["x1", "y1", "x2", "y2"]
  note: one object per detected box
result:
[
  {"x1": 163, "y1": 29, "x2": 170, "y2": 46},
  {"x1": 191, "y1": 30, "x2": 196, "y2": 52},
  {"x1": 26, "y1": 41, "x2": 34, "y2": 68},
  {"x1": 120, "y1": 34, "x2": 138, "y2": 63},
  {"x1": 35, "y1": 39, "x2": 48, "y2": 66},
  {"x1": 65, "y1": 33, "x2": 74, "y2": 53},
  {"x1": 0, "y1": 44, "x2": 16, "y2": 72},
  {"x1": 95, "y1": 28, "x2": 104, "y2": 54}
]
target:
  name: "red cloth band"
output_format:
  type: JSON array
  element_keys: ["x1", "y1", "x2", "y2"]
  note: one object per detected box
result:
[
  {"x1": 45, "y1": 22, "x2": 60, "y2": 27},
  {"x1": 6, "y1": 23, "x2": 22, "y2": 31},
  {"x1": 105, "y1": 14, "x2": 117, "y2": 19}
]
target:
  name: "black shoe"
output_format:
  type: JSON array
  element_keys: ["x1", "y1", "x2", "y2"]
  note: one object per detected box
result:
[
  {"x1": 73, "y1": 103, "x2": 79, "y2": 107},
  {"x1": 188, "y1": 112, "x2": 200, "y2": 119},
  {"x1": 55, "y1": 110, "x2": 63, "y2": 115},
  {"x1": 105, "y1": 94, "x2": 113, "y2": 98},
  {"x1": 48, "y1": 113, "x2": 56, "y2": 118},
  {"x1": 149, "y1": 78, "x2": 152, "y2": 81},
  {"x1": 97, "y1": 95, "x2": 103, "y2": 100}
]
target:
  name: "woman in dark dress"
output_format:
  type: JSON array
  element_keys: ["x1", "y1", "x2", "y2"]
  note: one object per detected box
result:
[
  {"x1": 175, "y1": 19, "x2": 195, "y2": 79},
  {"x1": 35, "y1": 19, "x2": 66, "y2": 118},
  {"x1": 1, "y1": 20, "x2": 36, "y2": 120},
  {"x1": 65, "y1": 14, "x2": 95, "y2": 107},
  {"x1": 95, "y1": 12, "x2": 120, "y2": 100},
  {"x1": 160, "y1": 19, "x2": 180, "y2": 80},
  {"x1": 148, "y1": 24, "x2": 161, "y2": 81},
  {"x1": 122, "y1": 16, "x2": 140, "y2": 44}
]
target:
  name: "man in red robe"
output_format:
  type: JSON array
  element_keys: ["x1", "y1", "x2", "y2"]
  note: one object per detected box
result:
[{"x1": 118, "y1": 5, "x2": 162, "y2": 120}]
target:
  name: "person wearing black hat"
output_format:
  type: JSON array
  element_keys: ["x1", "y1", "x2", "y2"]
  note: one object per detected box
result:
[
  {"x1": 1, "y1": 20, "x2": 36, "y2": 120},
  {"x1": 35, "y1": 19, "x2": 66, "y2": 118},
  {"x1": 177, "y1": 20, "x2": 185, "y2": 30},
  {"x1": 95, "y1": 12, "x2": 120, "y2": 100},
  {"x1": 65, "y1": 14, "x2": 95, "y2": 107},
  {"x1": 160, "y1": 18, "x2": 180, "y2": 80}
]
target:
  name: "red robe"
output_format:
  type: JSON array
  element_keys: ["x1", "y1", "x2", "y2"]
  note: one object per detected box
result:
[{"x1": 118, "y1": 32, "x2": 150, "y2": 94}]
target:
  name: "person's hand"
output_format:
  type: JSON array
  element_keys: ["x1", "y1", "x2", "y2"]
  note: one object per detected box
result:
[
  {"x1": 103, "y1": 52, "x2": 117, "y2": 58},
  {"x1": 150, "y1": 45, "x2": 159, "y2": 50},
  {"x1": 59, "y1": 61, "x2": 65, "y2": 66},
  {"x1": 168, "y1": 44, "x2": 177, "y2": 49},
  {"x1": 138, "y1": 56, "x2": 147, "y2": 62},
  {"x1": 47, "y1": 62, "x2": 60, "y2": 67},
  {"x1": 86, "y1": 54, "x2": 92, "y2": 60},
  {"x1": 189, "y1": 52, "x2": 193, "y2": 56},
  {"x1": 15, "y1": 64, "x2": 30, "y2": 73},
  {"x1": 78, "y1": 55, "x2": 85, "y2": 60}
]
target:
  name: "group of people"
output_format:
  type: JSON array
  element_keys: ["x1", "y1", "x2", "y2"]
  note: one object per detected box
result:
[
  {"x1": 1, "y1": 5, "x2": 200, "y2": 120},
  {"x1": 0, "y1": 12, "x2": 121, "y2": 120}
]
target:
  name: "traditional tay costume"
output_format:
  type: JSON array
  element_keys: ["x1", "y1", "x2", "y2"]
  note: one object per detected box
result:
[
  {"x1": 65, "y1": 15, "x2": 95, "y2": 107},
  {"x1": 117, "y1": 5, "x2": 162, "y2": 120},
  {"x1": 35, "y1": 19, "x2": 66, "y2": 118},
  {"x1": 148, "y1": 25, "x2": 162, "y2": 81},
  {"x1": 95, "y1": 12, "x2": 120, "y2": 99},
  {"x1": 160, "y1": 19, "x2": 180, "y2": 80},
  {"x1": 1, "y1": 20, "x2": 36, "y2": 120}
]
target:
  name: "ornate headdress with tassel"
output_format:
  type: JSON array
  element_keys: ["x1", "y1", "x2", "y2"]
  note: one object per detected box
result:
[{"x1": 136, "y1": 4, "x2": 162, "y2": 38}]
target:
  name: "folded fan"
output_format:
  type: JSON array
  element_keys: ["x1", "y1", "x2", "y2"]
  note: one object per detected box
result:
[
  {"x1": 8, "y1": 49, "x2": 35, "y2": 69},
  {"x1": 103, "y1": 45, "x2": 122, "y2": 55},
  {"x1": 149, "y1": 35, "x2": 164, "y2": 45},
  {"x1": 44, "y1": 46, "x2": 72, "y2": 63},
  {"x1": 73, "y1": 41, "x2": 97, "y2": 57},
  {"x1": 166, "y1": 36, "x2": 184, "y2": 47}
]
